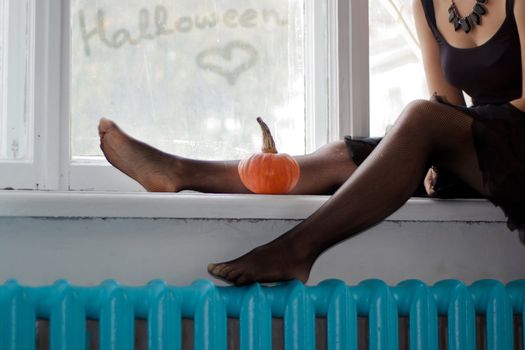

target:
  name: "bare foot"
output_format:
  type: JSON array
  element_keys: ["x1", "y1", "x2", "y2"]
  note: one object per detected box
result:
[
  {"x1": 208, "y1": 237, "x2": 315, "y2": 286},
  {"x1": 98, "y1": 118, "x2": 184, "y2": 192}
]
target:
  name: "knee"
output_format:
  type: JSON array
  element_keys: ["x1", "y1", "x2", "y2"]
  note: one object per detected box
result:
[
  {"x1": 400, "y1": 99, "x2": 438, "y2": 123},
  {"x1": 313, "y1": 141, "x2": 357, "y2": 168},
  {"x1": 316, "y1": 141, "x2": 349, "y2": 158},
  {"x1": 394, "y1": 99, "x2": 444, "y2": 135}
]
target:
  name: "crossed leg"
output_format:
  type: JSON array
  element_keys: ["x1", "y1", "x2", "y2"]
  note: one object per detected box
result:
[{"x1": 207, "y1": 99, "x2": 490, "y2": 285}]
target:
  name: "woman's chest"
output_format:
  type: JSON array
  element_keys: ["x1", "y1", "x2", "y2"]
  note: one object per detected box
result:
[{"x1": 433, "y1": 0, "x2": 507, "y2": 48}]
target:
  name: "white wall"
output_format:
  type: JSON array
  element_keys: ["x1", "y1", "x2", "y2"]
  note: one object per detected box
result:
[{"x1": 0, "y1": 216, "x2": 523, "y2": 286}]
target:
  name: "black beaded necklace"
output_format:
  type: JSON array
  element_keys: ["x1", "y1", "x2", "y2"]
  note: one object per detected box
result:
[{"x1": 448, "y1": 0, "x2": 488, "y2": 33}]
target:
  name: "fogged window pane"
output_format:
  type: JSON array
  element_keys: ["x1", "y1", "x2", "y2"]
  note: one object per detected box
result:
[
  {"x1": 369, "y1": 0, "x2": 427, "y2": 137},
  {"x1": 71, "y1": 0, "x2": 305, "y2": 160},
  {"x1": 0, "y1": 0, "x2": 32, "y2": 161}
]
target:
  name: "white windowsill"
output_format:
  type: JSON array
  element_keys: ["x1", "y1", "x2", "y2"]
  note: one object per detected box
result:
[{"x1": 0, "y1": 190, "x2": 507, "y2": 222}]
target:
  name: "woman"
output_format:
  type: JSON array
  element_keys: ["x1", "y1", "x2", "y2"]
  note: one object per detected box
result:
[{"x1": 98, "y1": 0, "x2": 525, "y2": 285}]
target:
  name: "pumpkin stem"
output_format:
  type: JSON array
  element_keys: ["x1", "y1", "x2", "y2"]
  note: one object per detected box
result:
[{"x1": 257, "y1": 117, "x2": 278, "y2": 154}]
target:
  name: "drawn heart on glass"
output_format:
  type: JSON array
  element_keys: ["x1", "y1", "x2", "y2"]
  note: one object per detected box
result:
[{"x1": 196, "y1": 40, "x2": 258, "y2": 85}]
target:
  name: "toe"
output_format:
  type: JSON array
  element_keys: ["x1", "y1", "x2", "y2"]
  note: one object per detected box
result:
[
  {"x1": 208, "y1": 263, "x2": 228, "y2": 276},
  {"x1": 98, "y1": 119, "x2": 111, "y2": 138},
  {"x1": 207, "y1": 263, "x2": 219, "y2": 274},
  {"x1": 98, "y1": 118, "x2": 110, "y2": 131},
  {"x1": 234, "y1": 272, "x2": 256, "y2": 286},
  {"x1": 98, "y1": 118, "x2": 119, "y2": 134},
  {"x1": 234, "y1": 275, "x2": 249, "y2": 286},
  {"x1": 226, "y1": 269, "x2": 242, "y2": 281},
  {"x1": 219, "y1": 265, "x2": 236, "y2": 276}
]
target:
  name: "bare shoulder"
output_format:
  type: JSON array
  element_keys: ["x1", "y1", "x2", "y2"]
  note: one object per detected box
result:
[
  {"x1": 514, "y1": 0, "x2": 525, "y2": 36},
  {"x1": 412, "y1": 0, "x2": 434, "y2": 38},
  {"x1": 515, "y1": 0, "x2": 525, "y2": 17}
]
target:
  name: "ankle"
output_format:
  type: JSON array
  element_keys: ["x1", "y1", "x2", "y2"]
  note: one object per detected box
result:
[
  {"x1": 172, "y1": 157, "x2": 205, "y2": 192},
  {"x1": 134, "y1": 153, "x2": 185, "y2": 192},
  {"x1": 276, "y1": 234, "x2": 318, "y2": 267},
  {"x1": 166, "y1": 154, "x2": 190, "y2": 191}
]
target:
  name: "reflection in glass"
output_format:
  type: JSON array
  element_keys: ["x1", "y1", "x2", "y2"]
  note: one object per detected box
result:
[{"x1": 71, "y1": 0, "x2": 305, "y2": 161}]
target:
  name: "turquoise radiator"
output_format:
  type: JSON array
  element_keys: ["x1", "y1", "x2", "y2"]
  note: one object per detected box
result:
[{"x1": 0, "y1": 279, "x2": 524, "y2": 349}]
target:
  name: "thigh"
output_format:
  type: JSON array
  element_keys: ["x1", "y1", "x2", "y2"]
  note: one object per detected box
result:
[
  {"x1": 395, "y1": 99, "x2": 490, "y2": 197},
  {"x1": 425, "y1": 103, "x2": 490, "y2": 197}
]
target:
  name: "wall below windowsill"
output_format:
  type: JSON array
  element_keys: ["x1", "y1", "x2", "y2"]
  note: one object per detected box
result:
[
  {"x1": 0, "y1": 190, "x2": 506, "y2": 222},
  {"x1": 1, "y1": 190, "x2": 522, "y2": 286}
]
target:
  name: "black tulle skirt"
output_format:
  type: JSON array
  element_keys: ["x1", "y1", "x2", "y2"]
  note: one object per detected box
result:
[{"x1": 344, "y1": 97, "x2": 525, "y2": 243}]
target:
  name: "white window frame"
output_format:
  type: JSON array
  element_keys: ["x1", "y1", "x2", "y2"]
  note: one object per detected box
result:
[{"x1": 1, "y1": 0, "x2": 369, "y2": 191}]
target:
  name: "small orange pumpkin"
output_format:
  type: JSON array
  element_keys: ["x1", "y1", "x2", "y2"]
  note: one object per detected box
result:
[{"x1": 238, "y1": 117, "x2": 300, "y2": 194}]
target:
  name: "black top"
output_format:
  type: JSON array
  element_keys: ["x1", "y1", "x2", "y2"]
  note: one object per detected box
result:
[{"x1": 421, "y1": 0, "x2": 522, "y2": 105}]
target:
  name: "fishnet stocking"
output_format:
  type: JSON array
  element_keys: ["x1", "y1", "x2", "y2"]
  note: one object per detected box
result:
[
  {"x1": 298, "y1": 99, "x2": 490, "y2": 256},
  {"x1": 209, "y1": 99, "x2": 492, "y2": 285}
]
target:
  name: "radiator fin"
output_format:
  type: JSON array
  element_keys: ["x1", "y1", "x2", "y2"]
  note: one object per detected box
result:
[
  {"x1": 471, "y1": 280, "x2": 514, "y2": 350},
  {"x1": 99, "y1": 281, "x2": 134, "y2": 350},
  {"x1": 0, "y1": 280, "x2": 36, "y2": 350},
  {"x1": 49, "y1": 280, "x2": 86, "y2": 350},
  {"x1": 0, "y1": 279, "x2": 523, "y2": 350},
  {"x1": 147, "y1": 280, "x2": 181, "y2": 350},
  {"x1": 239, "y1": 283, "x2": 271, "y2": 350},
  {"x1": 397, "y1": 280, "x2": 438, "y2": 350},
  {"x1": 283, "y1": 280, "x2": 316, "y2": 350}
]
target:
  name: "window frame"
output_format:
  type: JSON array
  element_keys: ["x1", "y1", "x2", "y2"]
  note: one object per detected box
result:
[{"x1": 1, "y1": 0, "x2": 369, "y2": 191}]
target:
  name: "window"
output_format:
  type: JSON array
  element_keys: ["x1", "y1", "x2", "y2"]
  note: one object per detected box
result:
[
  {"x1": 0, "y1": 0, "x2": 36, "y2": 189},
  {"x1": 67, "y1": 0, "x2": 336, "y2": 191},
  {"x1": 0, "y1": 0, "x2": 429, "y2": 191},
  {"x1": 71, "y1": 0, "x2": 307, "y2": 161},
  {"x1": 0, "y1": 0, "x2": 334, "y2": 191},
  {"x1": 0, "y1": 1, "x2": 3, "y2": 156},
  {"x1": 1, "y1": 0, "x2": 34, "y2": 162},
  {"x1": 369, "y1": 0, "x2": 427, "y2": 137}
]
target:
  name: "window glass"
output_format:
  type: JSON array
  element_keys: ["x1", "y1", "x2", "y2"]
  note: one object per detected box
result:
[
  {"x1": 0, "y1": 0, "x2": 4, "y2": 158},
  {"x1": 0, "y1": 0, "x2": 32, "y2": 161},
  {"x1": 369, "y1": 0, "x2": 427, "y2": 137},
  {"x1": 71, "y1": 0, "x2": 305, "y2": 161}
]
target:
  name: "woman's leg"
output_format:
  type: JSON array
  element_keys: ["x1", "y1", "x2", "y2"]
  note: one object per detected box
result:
[
  {"x1": 208, "y1": 99, "x2": 491, "y2": 285},
  {"x1": 98, "y1": 118, "x2": 358, "y2": 195}
]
